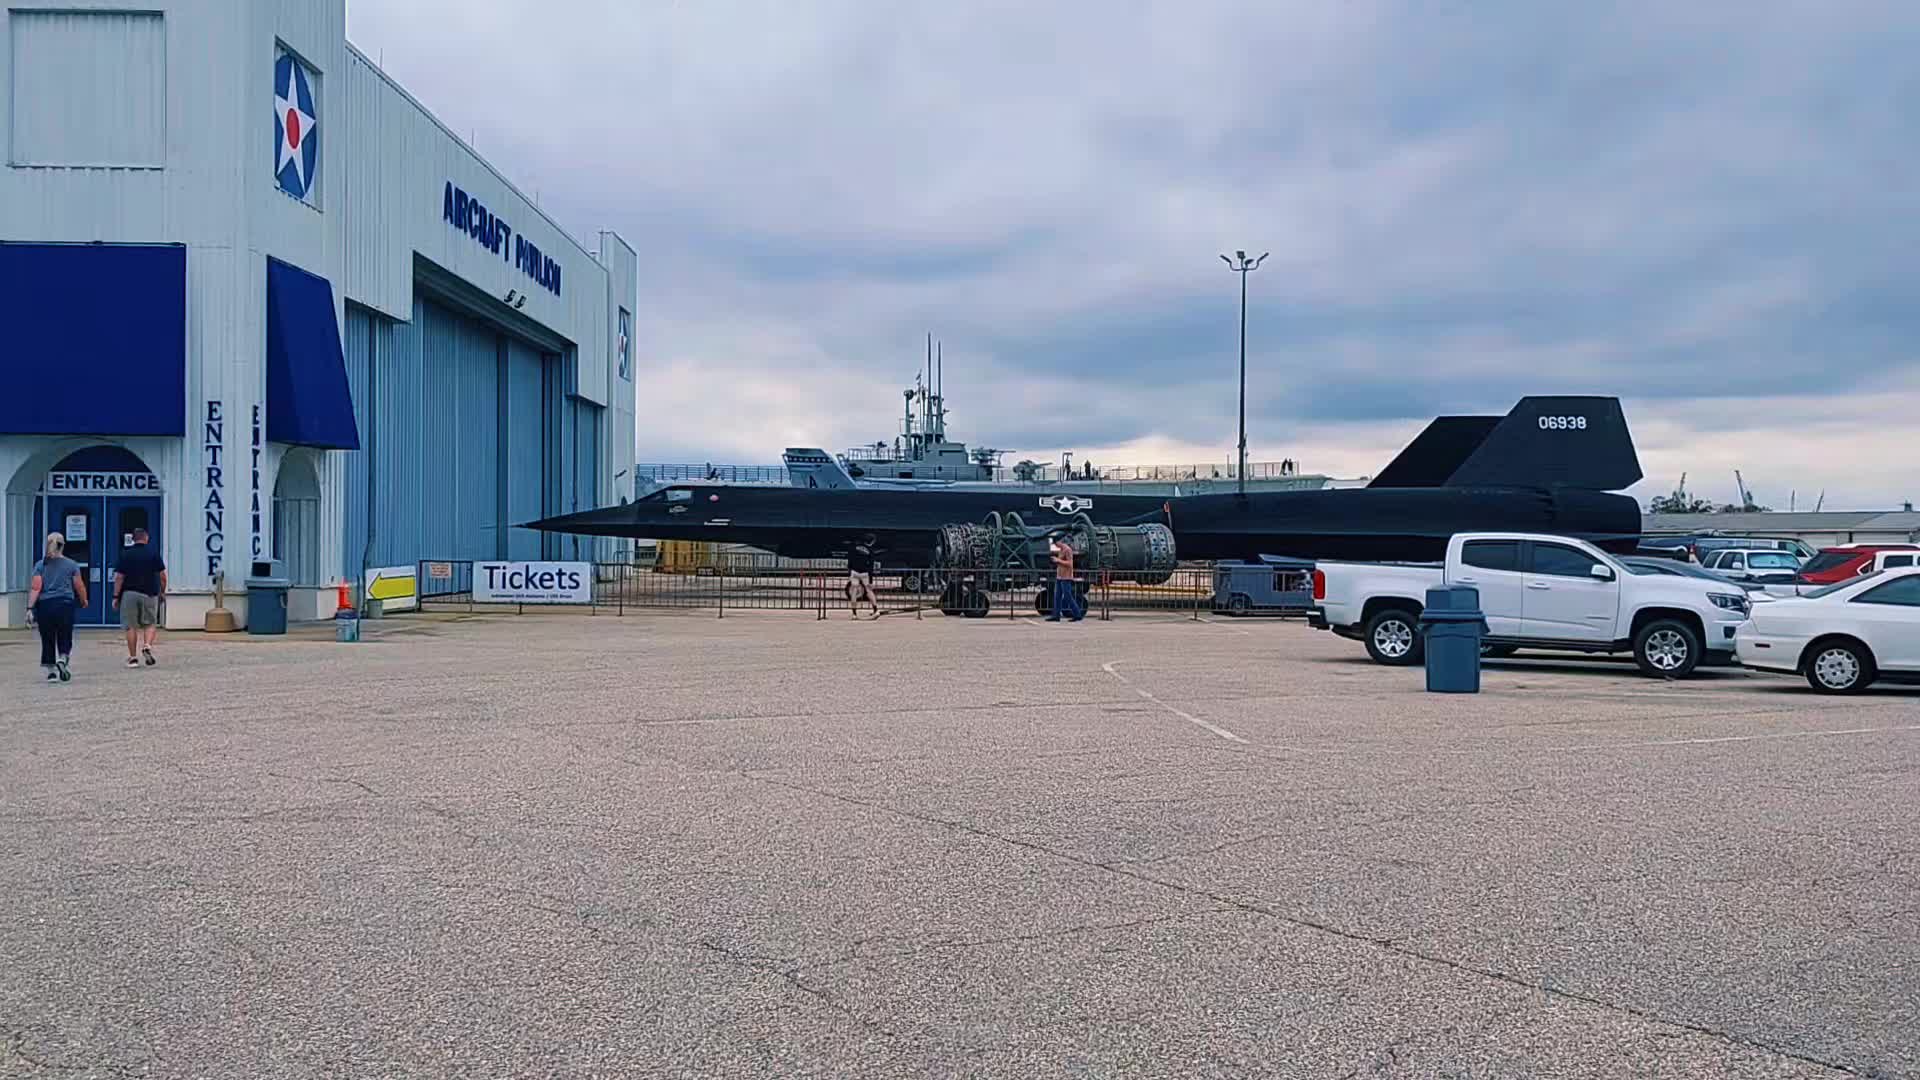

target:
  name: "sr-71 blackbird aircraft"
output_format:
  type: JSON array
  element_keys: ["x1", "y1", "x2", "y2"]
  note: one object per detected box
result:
[{"x1": 527, "y1": 396, "x2": 1644, "y2": 566}]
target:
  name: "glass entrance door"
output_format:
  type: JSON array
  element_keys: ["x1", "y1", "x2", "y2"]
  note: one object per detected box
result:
[
  {"x1": 48, "y1": 496, "x2": 107, "y2": 625},
  {"x1": 106, "y1": 497, "x2": 164, "y2": 616}
]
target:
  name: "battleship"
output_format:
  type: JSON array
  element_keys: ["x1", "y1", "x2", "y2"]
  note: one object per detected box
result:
[{"x1": 642, "y1": 338, "x2": 1334, "y2": 499}]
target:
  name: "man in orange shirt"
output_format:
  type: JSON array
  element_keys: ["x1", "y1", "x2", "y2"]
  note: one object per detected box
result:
[{"x1": 1046, "y1": 537, "x2": 1084, "y2": 622}]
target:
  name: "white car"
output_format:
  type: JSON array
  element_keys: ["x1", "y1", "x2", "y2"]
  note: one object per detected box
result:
[
  {"x1": 1735, "y1": 568, "x2": 1920, "y2": 693},
  {"x1": 1699, "y1": 548, "x2": 1804, "y2": 588},
  {"x1": 1867, "y1": 550, "x2": 1920, "y2": 574}
]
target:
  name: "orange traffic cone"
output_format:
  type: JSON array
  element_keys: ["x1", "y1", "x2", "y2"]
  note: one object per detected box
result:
[{"x1": 336, "y1": 579, "x2": 353, "y2": 614}]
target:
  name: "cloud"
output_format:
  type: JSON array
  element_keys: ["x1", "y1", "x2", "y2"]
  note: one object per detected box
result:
[{"x1": 346, "y1": 0, "x2": 1920, "y2": 509}]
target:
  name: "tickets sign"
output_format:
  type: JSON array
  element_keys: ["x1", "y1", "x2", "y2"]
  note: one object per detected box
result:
[{"x1": 474, "y1": 561, "x2": 591, "y2": 604}]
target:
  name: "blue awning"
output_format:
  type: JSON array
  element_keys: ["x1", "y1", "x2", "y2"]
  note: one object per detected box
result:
[
  {"x1": 0, "y1": 242, "x2": 185, "y2": 437},
  {"x1": 266, "y1": 257, "x2": 360, "y2": 450}
]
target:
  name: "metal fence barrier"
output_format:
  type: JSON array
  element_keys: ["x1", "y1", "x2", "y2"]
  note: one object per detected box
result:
[{"x1": 410, "y1": 560, "x2": 1312, "y2": 621}]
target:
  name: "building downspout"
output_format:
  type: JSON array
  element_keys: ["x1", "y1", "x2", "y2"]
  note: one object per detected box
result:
[{"x1": 360, "y1": 317, "x2": 377, "y2": 614}]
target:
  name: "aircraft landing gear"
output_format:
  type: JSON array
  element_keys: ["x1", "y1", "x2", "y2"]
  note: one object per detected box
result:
[{"x1": 939, "y1": 577, "x2": 990, "y2": 618}]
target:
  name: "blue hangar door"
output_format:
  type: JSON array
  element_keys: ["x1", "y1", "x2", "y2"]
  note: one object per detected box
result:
[
  {"x1": 340, "y1": 296, "x2": 571, "y2": 576},
  {"x1": 34, "y1": 448, "x2": 164, "y2": 627}
]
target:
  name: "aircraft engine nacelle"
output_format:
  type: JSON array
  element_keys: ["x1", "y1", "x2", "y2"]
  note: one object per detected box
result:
[{"x1": 934, "y1": 516, "x2": 1178, "y2": 586}]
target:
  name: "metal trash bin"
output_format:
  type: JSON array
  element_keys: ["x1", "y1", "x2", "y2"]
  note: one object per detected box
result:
[
  {"x1": 246, "y1": 559, "x2": 290, "y2": 636},
  {"x1": 1421, "y1": 585, "x2": 1486, "y2": 693}
]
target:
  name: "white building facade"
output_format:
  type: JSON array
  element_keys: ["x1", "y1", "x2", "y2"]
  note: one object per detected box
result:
[{"x1": 1, "y1": 1, "x2": 637, "y2": 628}]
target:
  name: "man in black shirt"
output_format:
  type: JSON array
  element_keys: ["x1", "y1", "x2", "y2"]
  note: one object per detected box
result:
[
  {"x1": 846, "y1": 533, "x2": 880, "y2": 619},
  {"x1": 113, "y1": 528, "x2": 167, "y2": 667}
]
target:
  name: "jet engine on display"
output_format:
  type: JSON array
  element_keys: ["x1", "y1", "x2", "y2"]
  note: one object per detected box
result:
[{"x1": 933, "y1": 512, "x2": 1179, "y2": 587}]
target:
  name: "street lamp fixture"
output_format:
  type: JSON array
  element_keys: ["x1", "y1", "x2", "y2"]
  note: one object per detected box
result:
[{"x1": 1220, "y1": 250, "x2": 1268, "y2": 494}]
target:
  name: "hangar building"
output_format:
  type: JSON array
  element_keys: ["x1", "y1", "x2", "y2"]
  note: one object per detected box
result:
[{"x1": 0, "y1": 1, "x2": 637, "y2": 629}]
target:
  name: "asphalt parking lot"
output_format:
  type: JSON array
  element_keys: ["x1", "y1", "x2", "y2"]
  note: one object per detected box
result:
[{"x1": 3, "y1": 611, "x2": 1916, "y2": 1079}]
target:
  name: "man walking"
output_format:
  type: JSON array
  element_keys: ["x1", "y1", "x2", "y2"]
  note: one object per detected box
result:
[
  {"x1": 1046, "y1": 537, "x2": 1084, "y2": 622},
  {"x1": 847, "y1": 533, "x2": 881, "y2": 619},
  {"x1": 113, "y1": 527, "x2": 167, "y2": 667}
]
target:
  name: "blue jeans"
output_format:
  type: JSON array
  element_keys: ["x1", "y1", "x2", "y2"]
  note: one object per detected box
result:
[
  {"x1": 1050, "y1": 578, "x2": 1083, "y2": 621},
  {"x1": 33, "y1": 597, "x2": 76, "y2": 666}
]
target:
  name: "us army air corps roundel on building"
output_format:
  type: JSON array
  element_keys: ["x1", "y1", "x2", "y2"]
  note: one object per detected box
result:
[{"x1": 274, "y1": 48, "x2": 319, "y2": 204}]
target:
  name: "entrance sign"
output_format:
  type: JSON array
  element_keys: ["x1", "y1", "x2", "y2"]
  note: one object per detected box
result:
[
  {"x1": 46, "y1": 472, "x2": 161, "y2": 493},
  {"x1": 474, "y1": 561, "x2": 591, "y2": 604},
  {"x1": 204, "y1": 400, "x2": 226, "y2": 577}
]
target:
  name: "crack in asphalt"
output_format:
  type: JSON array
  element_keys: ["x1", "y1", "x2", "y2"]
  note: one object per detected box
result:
[
  {"x1": 531, "y1": 696, "x2": 1152, "y2": 730},
  {"x1": 1, "y1": 1027, "x2": 141, "y2": 1077},
  {"x1": 695, "y1": 939, "x2": 900, "y2": 1040},
  {"x1": 785, "y1": 910, "x2": 1238, "y2": 974},
  {"x1": 737, "y1": 770, "x2": 1866, "y2": 1078}
]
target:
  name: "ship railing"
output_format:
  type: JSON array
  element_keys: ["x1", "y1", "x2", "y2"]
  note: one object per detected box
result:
[
  {"x1": 636, "y1": 463, "x2": 791, "y2": 485},
  {"x1": 992, "y1": 461, "x2": 1307, "y2": 484}
]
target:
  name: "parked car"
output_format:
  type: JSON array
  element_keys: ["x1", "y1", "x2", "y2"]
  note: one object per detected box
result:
[
  {"x1": 1640, "y1": 535, "x2": 1818, "y2": 562},
  {"x1": 1735, "y1": 568, "x2": 1920, "y2": 693},
  {"x1": 1867, "y1": 550, "x2": 1920, "y2": 573},
  {"x1": 1617, "y1": 556, "x2": 1773, "y2": 599},
  {"x1": 1309, "y1": 533, "x2": 1751, "y2": 677},
  {"x1": 1698, "y1": 548, "x2": 1805, "y2": 587},
  {"x1": 1794, "y1": 545, "x2": 1920, "y2": 587}
]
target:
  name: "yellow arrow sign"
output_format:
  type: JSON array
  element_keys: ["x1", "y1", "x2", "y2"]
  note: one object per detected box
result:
[{"x1": 366, "y1": 570, "x2": 417, "y2": 601}]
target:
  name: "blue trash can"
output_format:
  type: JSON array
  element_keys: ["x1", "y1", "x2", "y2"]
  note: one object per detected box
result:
[
  {"x1": 246, "y1": 559, "x2": 290, "y2": 636},
  {"x1": 1421, "y1": 585, "x2": 1486, "y2": 693}
]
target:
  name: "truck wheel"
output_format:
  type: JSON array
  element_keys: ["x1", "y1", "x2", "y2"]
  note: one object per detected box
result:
[
  {"x1": 1035, "y1": 590, "x2": 1052, "y2": 615},
  {"x1": 1804, "y1": 639, "x2": 1873, "y2": 695},
  {"x1": 1364, "y1": 609, "x2": 1423, "y2": 666},
  {"x1": 1633, "y1": 620, "x2": 1700, "y2": 678},
  {"x1": 1228, "y1": 594, "x2": 1252, "y2": 615}
]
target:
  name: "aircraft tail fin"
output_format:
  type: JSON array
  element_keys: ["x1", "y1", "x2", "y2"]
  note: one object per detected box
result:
[
  {"x1": 1443, "y1": 396, "x2": 1642, "y2": 491},
  {"x1": 782, "y1": 448, "x2": 858, "y2": 490},
  {"x1": 1369, "y1": 416, "x2": 1502, "y2": 488}
]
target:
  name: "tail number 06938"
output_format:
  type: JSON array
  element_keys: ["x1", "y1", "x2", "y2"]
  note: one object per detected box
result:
[{"x1": 1538, "y1": 415, "x2": 1588, "y2": 430}]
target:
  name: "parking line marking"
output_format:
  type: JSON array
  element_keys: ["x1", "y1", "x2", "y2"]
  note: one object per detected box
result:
[
  {"x1": 1102, "y1": 661, "x2": 1247, "y2": 744},
  {"x1": 1554, "y1": 723, "x2": 1920, "y2": 752}
]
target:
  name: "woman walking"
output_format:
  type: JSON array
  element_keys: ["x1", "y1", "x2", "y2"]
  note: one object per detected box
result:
[{"x1": 27, "y1": 532, "x2": 86, "y2": 682}]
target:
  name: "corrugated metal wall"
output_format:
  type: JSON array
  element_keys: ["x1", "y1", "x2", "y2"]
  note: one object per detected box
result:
[
  {"x1": 340, "y1": 305, "x2": 378, "y2": 576},
  {"x1": 8, "y1": 11, "x2": 167, "y2": 168},
  {"x1": 342, "y1": 297, "x2": 565, "y2": 575},
  {"x1": 570, "y1": 399, "x2": 602, "y2": 562},
  {"x1": 449, "y1": 311, "x2": 503, "y2": 558},
  {"x1": 504, "y1": 340, "x2": 545, "y2": 561}
]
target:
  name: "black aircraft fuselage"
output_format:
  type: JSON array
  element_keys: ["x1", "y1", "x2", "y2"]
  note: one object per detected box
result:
[
  {"x1": 530, "y1": 396, "x2": 1649, "y2": 565},
  {"x1": 531, "y1": 481, "x2": 1640, "y2": 566},
  {"x1": 529, "y1": 486, "x2": 1172, "y2": 563},
  {"x1": 1168, "y1": 485, "x2": 1641, "y2": 562}
]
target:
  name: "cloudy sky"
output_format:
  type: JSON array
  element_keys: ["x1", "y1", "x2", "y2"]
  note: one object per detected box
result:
[{"x1": 346, "y1": 1, "x2": 1918, "y2": 511}]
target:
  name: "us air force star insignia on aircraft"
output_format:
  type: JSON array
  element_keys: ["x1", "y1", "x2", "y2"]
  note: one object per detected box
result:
[{"x1": 1042, "y1": 495, "x2": 1092, "y2": 513}]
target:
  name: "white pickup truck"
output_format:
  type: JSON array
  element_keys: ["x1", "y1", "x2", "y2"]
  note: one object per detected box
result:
[{"x1": 1308, "y1": 533, "x2": 1752, "y2": 677}]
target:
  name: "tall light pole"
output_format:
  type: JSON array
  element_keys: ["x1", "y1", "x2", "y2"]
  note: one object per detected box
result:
[{"x1": 1220, "y1": 250, "x2": 1268, "y2": 495}]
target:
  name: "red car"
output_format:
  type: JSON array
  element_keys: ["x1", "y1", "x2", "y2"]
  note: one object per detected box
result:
[{"x1": 1796, "y1": 544, "x2": 1920, "y2": 586}]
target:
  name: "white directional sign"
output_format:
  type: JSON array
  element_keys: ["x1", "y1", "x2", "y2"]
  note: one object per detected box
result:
[{"x1": 474, "y1": 561, "x2": 591, "y2": 604}]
